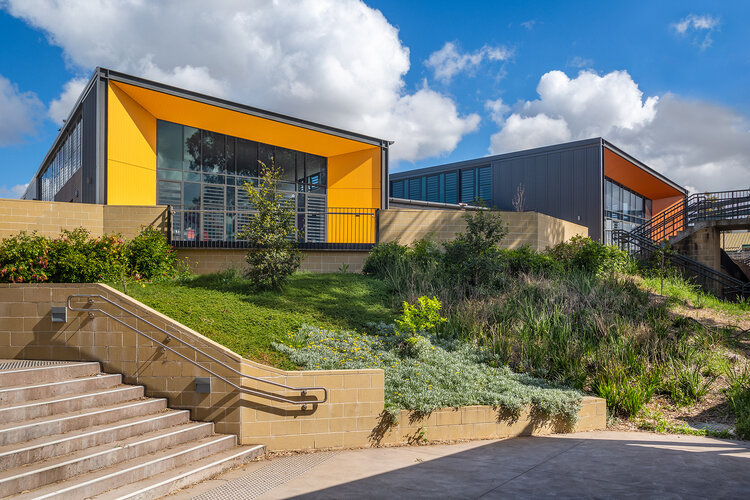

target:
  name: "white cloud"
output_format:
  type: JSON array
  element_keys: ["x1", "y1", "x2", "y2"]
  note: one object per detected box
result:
[
  {"x1": 0, "y1": 74, "x2": 43, "y2": 146},
  {"x1": 485, "y1": 98, "x2": 510, "y2": 124},
  {"x1": 0, "y1": 183, "x2": 28, "y2": 199},
  {"x1": 3, "y1": 0, "x2": 479, "y2": 163},
  {"x1": 520, "y1": 20, "x2": 536, "y2": 30},
  {"x1": 488, "y1": 69, "x2": 750, "y2": 192},
  {"x1": 48, "y1": 77, "x2": 87, "y2": 124},
  {"x1": 567, "y1": 56, "x2": 594, "y2": 69},
  {"x1": 425, "y1": 41, "x2": 513, "y2": 83},
  {"x1": 671, "y1": 14, "x2": 720, "y2": 50}
]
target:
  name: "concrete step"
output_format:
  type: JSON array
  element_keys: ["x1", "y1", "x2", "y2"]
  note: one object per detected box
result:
[
  {"x1": 0, "y1": 362, "x2": 100, "y2": 387},
  {"x1": 0, "y1": 398, "x2": 167, "y2": 446},
  {"x1": 0, "y1": 409, "x2": 190, "y2": 472},
  {"x1": 0, "y1": 385, "x2": 144, "y2": 423},
  {"x1": 0, "y1": 422, "x2": 214, "y2": 495},
  {"x1": 0, "y1": 374, "x2": 122, "y2": 406},
  {"x1": 92, "y1": 444, "x2": 266, "y2": 500},
  {"x1": 10, "y1": 434, "x2": 239, "y2": 499}
]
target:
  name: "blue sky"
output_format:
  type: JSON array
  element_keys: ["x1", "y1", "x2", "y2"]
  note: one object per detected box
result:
[{"x1": 1, "y1": 0, "x2": 749, "y2": 197}]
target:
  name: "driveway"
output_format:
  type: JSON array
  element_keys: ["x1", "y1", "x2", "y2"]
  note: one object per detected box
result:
[{"x1": 173, "y1": 431, "x2": 750, "y2": 499}]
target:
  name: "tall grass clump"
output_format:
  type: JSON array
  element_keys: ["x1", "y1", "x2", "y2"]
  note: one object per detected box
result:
[{"x1": 725, "y1": 364, "x2": 750, "y2": 440}]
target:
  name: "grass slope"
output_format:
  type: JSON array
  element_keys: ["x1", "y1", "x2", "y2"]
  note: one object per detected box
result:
[{"x1": 124, "y1": 272, "x2": 394, "y2": 369}]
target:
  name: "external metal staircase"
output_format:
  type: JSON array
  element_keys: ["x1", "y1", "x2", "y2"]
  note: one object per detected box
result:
[
  {"x1": 0, "y1": 360, "x2": 265, "y2": 499},
  {"x1": 614, "y1": 189, "x2": 750, "y2": 299}
]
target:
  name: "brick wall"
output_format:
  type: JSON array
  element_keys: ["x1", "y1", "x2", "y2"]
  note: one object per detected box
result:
[
  {"x1": 0, "y1": 198, "x2": 167, "y2": 240},
  {"x1": 0, "y1": 283, "x2": 605, "y2": 450},
  {"x1": 379, "y1": 209, "x2": 587, "y2": 250}
]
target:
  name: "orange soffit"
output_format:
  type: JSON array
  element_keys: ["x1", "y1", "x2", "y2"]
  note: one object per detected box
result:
[
  {"x1": 603, "y1": 149, "x2": 683, "y2": 200},
  {"x1": 109, "y1": 81, "x2": 378, "y2": 158}
]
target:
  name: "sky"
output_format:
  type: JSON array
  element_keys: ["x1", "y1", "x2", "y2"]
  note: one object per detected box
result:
[{"x1": 1, "y1": 0, "x2": 749, "y2": 198}]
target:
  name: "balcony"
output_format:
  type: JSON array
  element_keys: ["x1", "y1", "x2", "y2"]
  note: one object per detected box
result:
[{"x1": 168, "y1": 207, "x2": 378, "y2": 250}]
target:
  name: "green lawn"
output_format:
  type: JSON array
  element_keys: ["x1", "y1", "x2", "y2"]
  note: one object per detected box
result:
[{"x1": 123, "y1": 272, "x2": 395, "y2": 369}]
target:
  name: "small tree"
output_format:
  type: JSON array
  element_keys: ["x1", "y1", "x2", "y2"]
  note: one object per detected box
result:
[
  {"x1": 512, "y1": 183, "x2": 526, "y2": 212},
  {"x1": 443, "y1": 208, "x2": 508, "y2": 291},
  {"x1": 239, "y1": 160, "x2": 302, "y2": 289}
]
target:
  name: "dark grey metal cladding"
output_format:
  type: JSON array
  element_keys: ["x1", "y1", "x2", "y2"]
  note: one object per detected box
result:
[
  {"x1": 492, "y1": 142, "x2": 602, "y2": 241},
  {"x1": 80, "y1": 79, "x2": 100, "y2": 204},
  {"x1": 54, "y1": 169, "x2": 82, "y2": 203}
]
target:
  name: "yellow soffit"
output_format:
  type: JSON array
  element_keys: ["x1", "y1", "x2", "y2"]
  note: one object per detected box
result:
[{"x1": 110, "y1": 81, "x2": 378, "y2": 158}]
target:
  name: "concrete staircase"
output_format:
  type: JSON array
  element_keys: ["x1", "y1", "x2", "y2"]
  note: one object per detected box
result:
[{"x1": 0, "y1": 360, "x2": 264, "y2": 499}]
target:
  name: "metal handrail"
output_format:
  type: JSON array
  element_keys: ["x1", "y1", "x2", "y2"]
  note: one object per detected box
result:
[
  {"x1": 631, "y1": 190, "x2": 750, "y2": 243},
  {"x1": 66, "y1": 294, "x2": 327, "y2": 408},
  {"x1": 613, "y1": 230, "x2": 750, "y2": 298}
]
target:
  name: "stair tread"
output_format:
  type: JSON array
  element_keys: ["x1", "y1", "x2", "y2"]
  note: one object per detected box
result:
[
  {"x1": 0, "y1": 408, "x2": 188, "y2": 457},
  {"x1": 0, "y1": 421, "x2": 214, "y2": 482},
  {"x1": 0, "y1": 397, "x2": 164, "y2": 434},
  {"x1": 0, "y1": 361, "x2": 99, "y2": 376},
  {"x1": 0, "y1": 374, "x2": 119, "y2": 395},
  {"x1": 92, "y1": 444, "x2": 265, "y2": 500},
  {"x1": 0, "y1": 385, "x2": 142, "y2": 413},
  {"x1": 12, "y1": 434, "x2": 238, "y2": 500}
]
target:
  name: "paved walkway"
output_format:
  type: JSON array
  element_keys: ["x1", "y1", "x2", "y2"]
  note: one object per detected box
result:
[{"x1": 172, "y1": 431, "x2": 750, "y2": 499}]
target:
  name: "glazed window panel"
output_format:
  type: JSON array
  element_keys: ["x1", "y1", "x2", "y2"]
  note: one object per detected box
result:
[
  {"x1": 156, "y1": 120, "x2": 182, "y2": 171},
  {"x1": 156, "y1": 120, "x2": 328, "y2": 242},
  {"x1": 39, "y1": 118, "x2": 83, "y2": 201}
]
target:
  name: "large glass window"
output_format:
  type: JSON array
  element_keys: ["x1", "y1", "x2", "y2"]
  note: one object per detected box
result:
[
  {"x1": 604, "y1": 178, "x2": 651, "y2": 244},
  {"x1": 393, "y1": 166, "x2": 491, "y2": 206},
  {"x1": 156, "y1": 120, "x2": 327, "y2": 243},
  {"x1": 40, "y1": 118, "x2": 83, "y2": 201}
]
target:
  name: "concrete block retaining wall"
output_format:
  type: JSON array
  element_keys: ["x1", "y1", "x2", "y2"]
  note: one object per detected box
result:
[
  {"x1": 0, "y1": 283, "x2": 605, "y2": 451},
  {"x1": 379, "y1": 209, "x2": 588, "y2": 251}
]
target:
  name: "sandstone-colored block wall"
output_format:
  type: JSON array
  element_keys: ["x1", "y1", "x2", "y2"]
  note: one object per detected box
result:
[
  {"x1": 177, "y1": 249, "x2": 369, "y2": 275},
  {"x1": 0, "y1": 198, "x2": 167, "y2": 240},
  {"x1": 0, "y1": 283, "x2": 605, "y2": 450},
  {"x1": 377, "y1": 397, "x2": 605, "y2": 445},
  {"x1": 379, "y1": 209, "x2": 587, "y2": 250}
]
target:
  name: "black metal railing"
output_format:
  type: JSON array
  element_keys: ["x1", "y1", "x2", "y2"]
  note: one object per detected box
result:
[
  {"x1": 614, "y1": 229, "x2": 750, "y2": 299},
  {"x1": 613, "y1": 189, "x2": 750, "y2": 299},
  {"x1": 168, "y1": 207, "x2": 378, "y2": 248},
  {"x1": 632, "y1": 189, "x2": 750, "y2": 243}
]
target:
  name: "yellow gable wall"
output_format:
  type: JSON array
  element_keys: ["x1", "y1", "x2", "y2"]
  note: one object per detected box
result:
[
  {"x1": 327, "y1": 148, "x2": 381, "y2": 208},
  {"x1": 326, "y1": 148, "x2": 382, "y2": 243},
  {"x1": 107, "y1": 83, "x2": 158, "y2": 205}
]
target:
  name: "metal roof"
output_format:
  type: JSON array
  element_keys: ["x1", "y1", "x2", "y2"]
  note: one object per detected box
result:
[
  {"x1": 27, "y1": 67, "x2": 392, "y2": 186},
  {"x1": 390, "y1": 137, "x2": 686, "y2": 195}
]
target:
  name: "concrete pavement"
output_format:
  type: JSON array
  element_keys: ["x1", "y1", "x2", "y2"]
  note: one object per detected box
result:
[{"x1": 172, "y1": 431, "x2": 750, "y2": 499}]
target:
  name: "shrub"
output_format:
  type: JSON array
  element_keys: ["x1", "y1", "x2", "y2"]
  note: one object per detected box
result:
[
  {"x1": 0, "y1": 227, "x2": 178, "y2": 284},
  {"x1": 443, "y1": 209, "x2": 507, "y2": 291},
  {"x1": 239, "y1": 160, "x2": 302, "y2": 289},
  {"x1": 395, "y1": 296, "x2": 446, "y2": 335},
  {"x1": 547, "y1": 236, "x2": 630, "y2": 275},
  {"x1": 48, "y1": 228, "x2": 129, "y2": 283},
  {"x1": 362, "y1": 241, "x2": 409, "y2": 277},
  {"x1": 0, "y1": 231, "x2": 51, "y2": 283},
  {"x1": 499, "y1": 246, "x2": 562, "y2": 276},
  {"x1": 127, "y1": 227, "x2": 178, "y2": 280}
]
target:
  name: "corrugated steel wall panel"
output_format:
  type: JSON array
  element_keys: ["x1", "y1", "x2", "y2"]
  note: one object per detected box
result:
[
  {"x1": 491, "y1": 142, "x2": 602, "y2": 240},
  {"x1": 80, "y1": 82, "x2": 99, "y2": 204}
]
